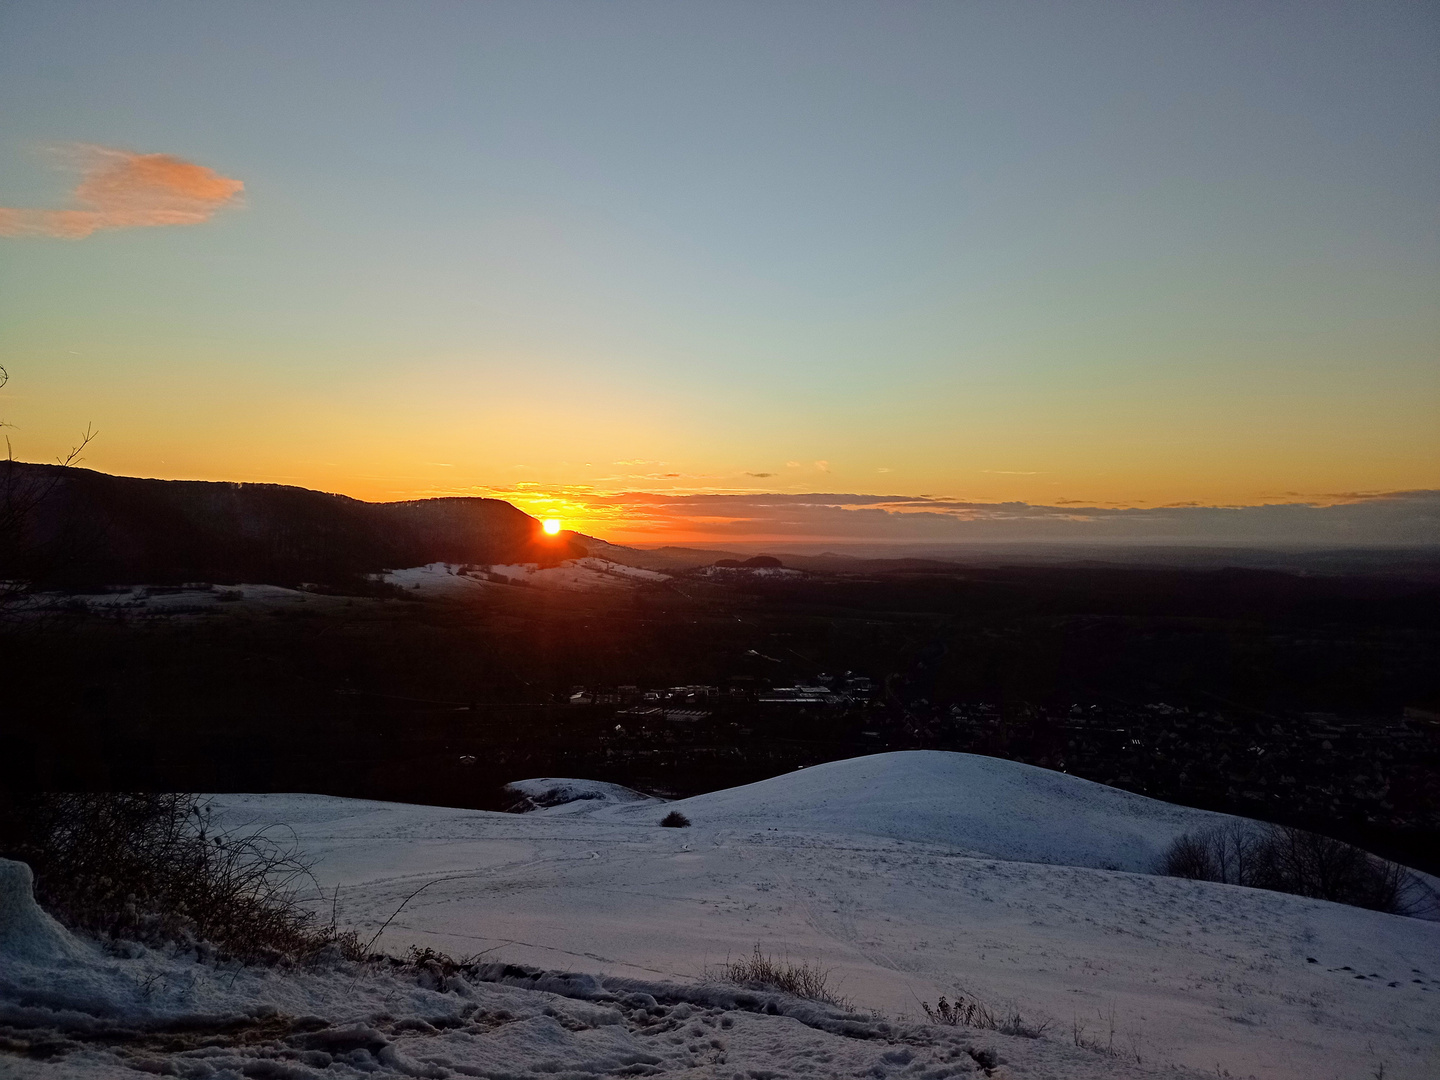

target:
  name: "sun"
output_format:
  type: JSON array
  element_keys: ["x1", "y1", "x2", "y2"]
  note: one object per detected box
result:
[{"x1": 542, "y1": 518, "x2": 561, "y2": 535}]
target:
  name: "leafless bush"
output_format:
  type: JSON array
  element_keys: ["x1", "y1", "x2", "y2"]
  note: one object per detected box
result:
[
  {"x1": 1158, "y1": 821, "x2": 1433, "y2": 917},
  {"x1": 0, "y1": 792, "x2": 363, "y2": 962},
  {"x1": 718, "y1": 945, "x2": 852, "y2": 1009},
  {"x1": 1157, "y1": 821, "x2": 1265, "y2": 886},
  {"x1": 659, "y1": 810, "x2": 691, "y2": 827}
]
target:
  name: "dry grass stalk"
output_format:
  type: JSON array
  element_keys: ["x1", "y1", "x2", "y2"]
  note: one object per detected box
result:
[
  {"x1": 718, "y1": 945, "x2": 852, "y2": 1010},
  {"x1": 923, "y1": 993, "x2": 1050, "y2": 1038}
]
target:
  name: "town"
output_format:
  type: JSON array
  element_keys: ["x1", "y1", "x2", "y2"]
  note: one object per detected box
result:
[{"x1": 555, "y1": 679, "x2": 1439, "y2": 869}]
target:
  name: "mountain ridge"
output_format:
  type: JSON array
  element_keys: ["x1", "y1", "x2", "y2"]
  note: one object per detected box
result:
[{"x1": 1, "y1": 462, "x2": 592, "y2": 586}]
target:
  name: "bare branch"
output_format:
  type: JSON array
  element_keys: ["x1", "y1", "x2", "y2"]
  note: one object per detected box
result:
[{"x1": 58, "y1": 423, "x2": 97, "y2": 469}]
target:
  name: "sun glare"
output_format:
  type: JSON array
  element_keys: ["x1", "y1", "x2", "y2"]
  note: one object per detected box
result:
[{"x1": 542, "y1": 518, "x2": 561, "y2": 535}]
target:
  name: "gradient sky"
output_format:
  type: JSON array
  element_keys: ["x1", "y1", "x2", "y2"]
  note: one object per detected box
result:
[{"x1": 2, "y1": 1, "x2": 1437, "y2": 544}]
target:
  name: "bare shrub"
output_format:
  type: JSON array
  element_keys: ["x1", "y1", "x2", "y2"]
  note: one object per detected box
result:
[
  {"x1": 1158, "y1": 831, "x2": 1215, "y2": 880},
  {"x1": 1158, "y1": 821, "x2": 1262, "y2": 885},
  {"x1": 718, "y1": 945, "x2": 851, "y2": 1009},
  {"x1": 0, "y1": 792, "x2": 362, "y2": 962},
  {"x1": 1158, "y1": 820, "x2": 1433, "y2": 917},
  {"x1": 659, "y1": 810, "x2": 691, "y2": 827}
]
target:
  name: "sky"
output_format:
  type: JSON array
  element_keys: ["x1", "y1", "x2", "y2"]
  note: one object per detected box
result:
[{"x1": 1, "y1": 1, "x2": 1436, "y2": 545}]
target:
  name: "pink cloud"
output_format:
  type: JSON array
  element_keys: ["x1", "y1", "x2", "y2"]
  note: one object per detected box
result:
[{"x1": 0, "y1": 145, "x2": 243, "y2": 238}]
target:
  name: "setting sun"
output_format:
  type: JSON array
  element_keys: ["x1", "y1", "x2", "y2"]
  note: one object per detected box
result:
[{"x1": 542, "y1": 518, "x2": 561, "y2": 535}]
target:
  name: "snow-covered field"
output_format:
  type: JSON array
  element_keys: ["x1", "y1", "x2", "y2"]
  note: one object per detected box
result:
[
  {"x1": 6, "y1": 859, "x2": 1134, "y2": 1080},
  {"x1": 15, "y1": 557, "x2": 670, "y2": 619},
  {"x1": 386, "y1": 559, "x2": 669, "y2": 595},
  {"x1": 4, "y1": 753, "x2": 1438, "y2": 1079},
  {"x1": 694, "y1": 565, "x2": 804, "y2": 580}
]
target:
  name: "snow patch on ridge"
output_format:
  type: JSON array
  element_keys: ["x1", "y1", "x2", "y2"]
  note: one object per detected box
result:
[
  {"x1": 386, "y1": 559, "x2": 669, "y2": 595},
  {"x1": 505, "y1": 777, "x2": 660, "y2": 813}
]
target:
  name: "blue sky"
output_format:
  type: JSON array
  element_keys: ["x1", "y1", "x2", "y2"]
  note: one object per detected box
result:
[{"x1": 1, "y1": 1, "x2": 1436, "y2": 542}]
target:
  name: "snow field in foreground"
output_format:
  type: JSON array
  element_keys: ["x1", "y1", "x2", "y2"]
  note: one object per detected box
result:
[
  {"x1": 4, "y1": 752, "x2": 1437, "y2": 1078},
  {"x1": 207, "y1": 753, "x2": 1440, "y2": 1080},
  {"x1": 1, "y1": 858, "x2": 1207, "y2": 1080}
]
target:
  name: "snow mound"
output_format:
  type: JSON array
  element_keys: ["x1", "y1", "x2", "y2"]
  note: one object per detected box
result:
[
  {"x1": 506, "y1": 777, "x2": 659, "y2": 813},
  {"x1": 605, "y1": 750, "x2": 1233, "y2": 872},
  {"x1": 0, "y1": 859, "x2": 91, "y2": 964}
]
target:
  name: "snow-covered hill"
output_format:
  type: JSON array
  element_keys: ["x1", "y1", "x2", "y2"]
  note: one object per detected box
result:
[
  {"x1": 612, "y1": 751, "x2": 1232, "y2": 872},
  {"x1": 5, "y1": 753, "x2": 1438, "y2": 1079}
]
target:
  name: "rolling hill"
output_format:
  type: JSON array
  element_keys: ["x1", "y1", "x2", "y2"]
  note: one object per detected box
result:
[
  {"x1": 192, "y1": 751, "x2": 1439, "y2": 1080},
  {"x1": 1, "y1": 462, "x2": 588, "y2": 586}
]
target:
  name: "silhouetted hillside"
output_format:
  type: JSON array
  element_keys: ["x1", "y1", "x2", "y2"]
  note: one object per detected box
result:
[{"x1": 1, "y1": 463, "x2": 586, "y2": 586}]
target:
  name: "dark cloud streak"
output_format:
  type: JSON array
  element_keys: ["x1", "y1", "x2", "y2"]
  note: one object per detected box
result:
[{"x1": 559, "y1": 490, "x2": 1440, "y2": 545}]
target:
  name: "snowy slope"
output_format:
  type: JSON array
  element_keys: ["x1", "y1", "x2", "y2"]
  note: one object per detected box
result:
[
  {"x1": 0, "y1": 858, "x2": 1206, "y2": 1080},
  {"x1": 6, "y1": 753, "x2": 1438, "y2": 1079},
  {"x1": 385, "y1": 559, "x2": 669, "y2": 596},
  {"x1": 594, "y1": 751, "x2": 1234, "y2": 873},
  {"x1": 190, "y1": 753, "x2": 1440, "y2": 1080}
]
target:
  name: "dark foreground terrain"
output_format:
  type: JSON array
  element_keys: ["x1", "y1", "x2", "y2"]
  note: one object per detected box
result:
[{"x1": 5, "y1": 552, "x2": 1438, "y2": 874}]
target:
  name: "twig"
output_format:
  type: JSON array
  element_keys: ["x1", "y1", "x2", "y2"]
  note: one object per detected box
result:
[
  {"x1": 343, "y1": 877, "x2": 456, "y2": 994},
  {"x1": 363, "y1": 877, "x2": 452, "y2": 955}
]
